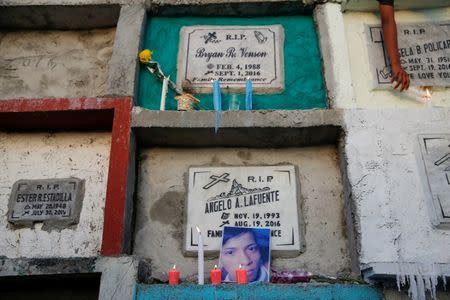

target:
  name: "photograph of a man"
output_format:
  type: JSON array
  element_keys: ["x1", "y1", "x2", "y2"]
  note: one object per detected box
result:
[{"x1": 219, "y1": 226, "x2": 271, "y2": 283}]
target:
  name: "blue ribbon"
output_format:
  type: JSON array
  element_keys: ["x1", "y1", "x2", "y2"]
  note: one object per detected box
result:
[
  {"x1": 213, "y1": 80, "x2": 222, "y2": 133},
  {"x1": 245, "y1": 79, "x2": 253, "y2": 110}
]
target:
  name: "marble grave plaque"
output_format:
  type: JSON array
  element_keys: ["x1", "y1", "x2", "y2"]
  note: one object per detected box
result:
[
  {"x1": 367, "y1": 23, "x2": 450, "y2": 88},
  {"x1": 177, "y1": 25, "x2": 285, "y2": 94},
  {"x1": 8, "y1": 178, "x2": 85, "y2": 227},
  {"x1": 417, "y1": 134, "x2": 450, "y2": 228},
  {"x1": 185, "y1": 165, "x2": 301, "y2": 254}
]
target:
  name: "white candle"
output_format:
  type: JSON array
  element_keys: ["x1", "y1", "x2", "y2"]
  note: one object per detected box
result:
[
  {"x1": 196, "y1": 225, "x2": 204, "y2": 285},
  {"x1": 160, "y1": 75, "x2": 169, "y2": 111}
]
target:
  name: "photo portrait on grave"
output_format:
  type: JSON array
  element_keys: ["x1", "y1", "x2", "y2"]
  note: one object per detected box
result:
[
  {"x1": 219, "y1": 226, "x2": 271, "y2": 283},
  {"x1": 378, "y1": 0, "x2": 410, "y2": 91}
]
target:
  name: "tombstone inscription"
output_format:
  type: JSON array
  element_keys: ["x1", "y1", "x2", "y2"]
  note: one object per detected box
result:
[
  {"x1": 177, "y1": 25, "x2": 285, "y2": 94},
  {"x1": 8, "y1": 178, "x2": 85, "y2": 227},
  {"x1": 367, "y1": 23, "x2": 450, "y2": 88},
  {"x1": 185, "y1": 165, "x2": 301, "y2": 255},
  {"x1": 417, "y1": 134, "x2": 450, "y2": 228}
]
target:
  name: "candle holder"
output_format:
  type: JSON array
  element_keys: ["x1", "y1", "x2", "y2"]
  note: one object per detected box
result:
[
  {"x1": 210, "y1": 265, "x2": 222, "y2": 285},
  {"x1": 174, "y1": 94, "x2": 200, "y2": 111},
  {"x1": 236, "y1": 264, "x2": 248, "y2": 284},
  {"x1": 228, "y1": 94, "x2": 240, "y2": 110},
  {"x1": 168, "y1": 265, "x2": 180, "y2": 285}
]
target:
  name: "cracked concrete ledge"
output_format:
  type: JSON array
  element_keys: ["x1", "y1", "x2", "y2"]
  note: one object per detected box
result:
[
  {"x1": 0, "y1": 256, "x2": 138, "y2": 300},
  {"x1": 132, "y1": 107, "x2": 343, "y2": 128},
  {"x1": 361, "y1": 262, "x2": 450, "y2": 283},
  {"x1": 132, "y1": 108, "x2": 344, "y2": 147}
]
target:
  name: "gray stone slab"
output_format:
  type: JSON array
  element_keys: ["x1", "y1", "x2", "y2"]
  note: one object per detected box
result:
[
  {"x1": 176, "y1": 25, "x2": 285, "y2": 94},
  {"x1": 417, "y1": 134, "x2": 450, "y2": 228},
  {"x1": 8, "y1": 178, "x2": 85, "y2": 229},
  {"x1": 367, "y1": 23, "x2": 450, "y2": 88},
  {"x1": 185, "y1": 165, "x2": 301, "y2": 255}
]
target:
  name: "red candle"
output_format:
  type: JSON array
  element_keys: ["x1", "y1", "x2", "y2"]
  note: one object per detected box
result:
[
  {"x1": 168, "y1": 265, "x2": 180, "y2": 285},
  {"x1": 210, "y1": 265, "x2": 221, "y2": 285},
  {"x1": 235, "y1": 264, "x2": 247, "y2": 284}
]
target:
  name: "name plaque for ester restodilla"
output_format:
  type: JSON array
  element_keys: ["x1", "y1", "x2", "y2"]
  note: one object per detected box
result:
[
  {"x1": 177, "y1": 25, "x2": 285, "y2": 94},
  {"x1": 367, "y1": 23, "x2": 450, "y2": 88},
  {"x1": 8, "y1": 178, "x2": 85, "y2": 227},
  {"x1": 185, "y1": 165, "x2": 301, "y2": 254}
]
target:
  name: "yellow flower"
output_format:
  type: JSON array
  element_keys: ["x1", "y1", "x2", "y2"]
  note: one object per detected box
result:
[{"x1": 139, "y1": 49, "x2": 153, "y2": 63}]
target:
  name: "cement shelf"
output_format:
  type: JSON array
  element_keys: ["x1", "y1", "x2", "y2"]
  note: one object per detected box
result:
[{"x1": 131, "y1": 107, "x2": 344, "y2": 148}]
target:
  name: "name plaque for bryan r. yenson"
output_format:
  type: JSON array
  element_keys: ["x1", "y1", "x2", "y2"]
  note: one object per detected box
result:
[
  {"x1": 177, "y1": 25, "x2": 285, "y2": 94},
  {"x1": 185, "y1": 165, "x2": 301, "y2": 254}
]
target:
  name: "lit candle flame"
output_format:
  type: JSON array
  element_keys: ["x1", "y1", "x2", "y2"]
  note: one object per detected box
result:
[
  {"x1": 214, "y1": 265, "x2": 218, "y2": 270},
  {"x1": 426, "y1": 88, "x2": 431, "y2": 99},
  {"x1": 239, "y1": 264, "x2": 242, "y2": 269},
  {"x1": 196, "y1": 225, "x2": 201, "y2": 234},
  {"x1": 173, "y1": 264, "x2": 176, "y2": 269}
]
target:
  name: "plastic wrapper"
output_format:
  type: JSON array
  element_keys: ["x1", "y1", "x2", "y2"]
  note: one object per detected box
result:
[{"x1": 270, "y1": 270, "x2": 312, "y2": 284}]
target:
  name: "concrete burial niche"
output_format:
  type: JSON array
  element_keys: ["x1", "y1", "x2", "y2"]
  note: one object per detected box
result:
[
  {"x1": 0, "y1": 131, "x2": 111, "y2": 258},
  {"x1": 134, "y1": 145, "x2": 351, "y2": 282},
  {"x1": 138, "y1": 10, "x2": 326, "y2": 110},
  {"x1": 0, "y1": 28, "x2": 116, "y2": 99}
]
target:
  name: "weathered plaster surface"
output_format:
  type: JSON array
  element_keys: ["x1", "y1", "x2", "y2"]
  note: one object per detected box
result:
[
  {"x1": 342, "y1": 8, "x2": 450, "y2": 108},
  {"x1": 105, "y1": 4, "x2": 146, "y2": 98},
  {"x1": 344, "y1": 108, "x2": 450, "y2": 265},
  {"x1": 134, "y1": 147, "x2": 350, "y2": 281},
  {"x1": 0, "y1": 132, "x2": 111, "y2": 258},
  {"x1": 0, "y1": 29, "x2": 115, "y2": 100},
  {"x1": 314, "y1": 3, "x2": 355, "y2": 108}
]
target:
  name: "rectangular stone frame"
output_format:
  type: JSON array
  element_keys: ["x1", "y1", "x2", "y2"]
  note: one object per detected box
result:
[{"x1": 0, "y1": 97, "x2": 133, "y2": 256}]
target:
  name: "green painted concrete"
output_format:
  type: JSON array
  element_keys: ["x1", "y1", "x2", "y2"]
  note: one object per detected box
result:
[
  {"x1": 138, "y1": 16, "x2": 327, "y2": 110},
  {"x1": 135, "y1": 283, "x2": 383, "y2": 300}
]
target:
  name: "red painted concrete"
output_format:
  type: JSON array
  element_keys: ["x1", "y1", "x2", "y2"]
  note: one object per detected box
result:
[{"x1": 0, "y1": 98, "x2": 133, "y2": 256}]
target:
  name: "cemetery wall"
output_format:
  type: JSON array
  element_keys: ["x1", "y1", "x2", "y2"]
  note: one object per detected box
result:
[
  {"x1": 0, "y1": 0, "x2": 449, "y2": 299},
  {"x1": 0, "y1": 132, "x2": 111, "y2": 258}
]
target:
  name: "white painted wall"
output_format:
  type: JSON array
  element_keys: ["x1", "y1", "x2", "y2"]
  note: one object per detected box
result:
[
  {"x1": 0, "y1": 132, "x2": 111, "y2": 258},
  {"x1": 344, "y1": 108, "x2": 450, "y2": 265},
  {"x1": 342, "y1": 8, "x2": 450, "y2": 108},
  {"x1": 0, "y1": 29, "x2": 115, "y2": 100}
]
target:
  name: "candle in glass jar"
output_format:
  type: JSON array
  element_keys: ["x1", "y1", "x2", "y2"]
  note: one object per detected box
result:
[
  {"x1": 210, "y1": 265, "x2": 221, "y2": 285},
  {"x1": 235, "y1": 264, "x2": 247, "y2": 284},
  {"x1": 168, "y1": 265, "x2": 180, "y2": 285}
]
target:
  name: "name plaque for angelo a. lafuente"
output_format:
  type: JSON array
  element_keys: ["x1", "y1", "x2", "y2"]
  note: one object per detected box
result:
[{"x1": 185, "y1": 165, "x2": 301, "y2": 254}]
